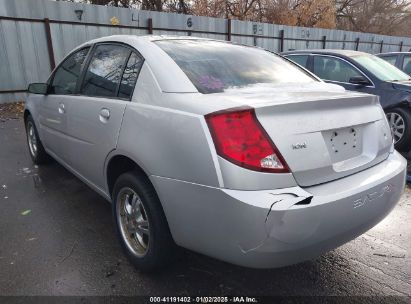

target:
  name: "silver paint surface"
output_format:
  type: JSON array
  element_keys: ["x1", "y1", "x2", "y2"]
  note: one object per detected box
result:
[{"x1": 25, "y1": 35, "x2": 407, "y2": 268}]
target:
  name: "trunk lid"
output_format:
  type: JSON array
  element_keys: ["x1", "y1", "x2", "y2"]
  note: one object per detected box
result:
[{"x1": 219, "y1": 83, "x2": 392, "y2": 187}]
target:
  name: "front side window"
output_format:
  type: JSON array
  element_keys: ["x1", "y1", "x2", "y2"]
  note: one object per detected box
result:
[
  {"x1": 351, "y1": 54, "x2": 410, "y2": 82},
  {"x1": 313, "y1": 56, "x2": 362, "y2": 83},
  {"x1": 81, "y1": 44, "x2": 130, "y2": 98},
  {"x1": 50, "y1": 47, "x2": 90, "y2": 95},
  {"x1": 155, "y1": 40, "x2": 316, "y2": 94},
  {"x1": 286, "y1": 55, "x2": 309, "y2": 68}
]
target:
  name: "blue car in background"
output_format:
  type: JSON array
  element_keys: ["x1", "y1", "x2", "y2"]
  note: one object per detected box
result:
[
  {"x1": 282, "y1": 50, "x2": 411, "y2": 151},
  {"x1": 377, "y1": 52, "x2": 411, "y2": 76}
]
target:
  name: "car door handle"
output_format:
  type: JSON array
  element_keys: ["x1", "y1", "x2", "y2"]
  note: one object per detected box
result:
[
  {"x1": 99, "y1": 108, "x2": 110, "y2": 122},
  {"x1": 58, "y1": 103, "x2": 65, "y2": 114}
]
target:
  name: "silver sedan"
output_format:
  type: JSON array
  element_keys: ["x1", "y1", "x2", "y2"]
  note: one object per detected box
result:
[{"x1": 24, "y1": 35, "x2": 406, "y2": 271}]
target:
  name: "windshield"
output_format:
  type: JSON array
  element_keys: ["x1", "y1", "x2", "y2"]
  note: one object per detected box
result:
[
  {"x1": 155, "y1": 40, "x2": 316, "y2": 94},
  {"x1": 351, "y1": 54, "x2": 410, "y2": 82}
]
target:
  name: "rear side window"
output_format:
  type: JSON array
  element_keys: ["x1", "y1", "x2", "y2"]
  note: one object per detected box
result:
[
  {"x1": 313, "y1": 56, "x2": 361, "y2": 83},
  {"x1": 380, "y1": 55, "x2": 397, "y2": 66},
  {"x1": 155, "y1": 40, "x2": 316, "y2": 94},
  {"x1": 118, "y1": 52, "x2": 144, "y2": 99},
  {"x1": 50, "y1": 47, "x2": 90, "y2": 95},
  {"x1": 286, "y1": 55, "x2": 309, "y2": 68},
  {"x1": 81, "y1": 44, "x2": 130, "y2": 98},
  {"x1": 402, "y1": 55, "x2": 411, "y2": 75}
]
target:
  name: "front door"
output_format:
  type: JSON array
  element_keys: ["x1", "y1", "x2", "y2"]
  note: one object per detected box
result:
[
  {"x1": 38, "y1": 47, "x2": 91, "y2": 164},
  {"x1": 312, "y1": 55, "x2": 375, "y2": 95}
]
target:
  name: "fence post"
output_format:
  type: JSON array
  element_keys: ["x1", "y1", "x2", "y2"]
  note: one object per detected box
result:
[
  {"x1": 280, "y1": 29, "x2": 284, "y2": 52},
  {"x1": 148, "y1": 18, "x2": 153, "y2": 34},
  {"x1": 379, "y1": 40, "x2": 384, "y2": 53},
  {"x1": 227, "y1": 19, "x2": 231, "y2": 41},
  {"x1": 399, "y1": 41, "x2": 403, "y2": 52},
  {"x1": 355, "y1": 37, "x2": 360, "y2": 51},
  {"x1": 43, "y1": 18, "x2": 56, "y2": 71},
  {"x1": 322, "y1": 35, "x2": 326, "y2": 49}
]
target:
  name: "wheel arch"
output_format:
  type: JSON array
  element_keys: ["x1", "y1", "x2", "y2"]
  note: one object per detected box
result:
[
  {"x1": 23, "y1": 109, "x2": 31, "y2": 123},
  {"x1": 397, "y1": 99, "x2": 411, "y2": 108},
  {"x1": 105, "y1": 152, "x2": 153, "y2": 199},
  {"x1": 384, "y1": 101, "x2": 411, "y2": 113}
]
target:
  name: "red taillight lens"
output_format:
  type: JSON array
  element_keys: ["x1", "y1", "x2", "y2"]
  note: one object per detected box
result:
[{"x1": 205, "y1": 107, "x2": 289, "y2": 173}]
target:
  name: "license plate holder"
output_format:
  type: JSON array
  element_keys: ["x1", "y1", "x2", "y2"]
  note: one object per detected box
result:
[{"x1": 323, "y1": 126, "x2": 363, "y2": 163}]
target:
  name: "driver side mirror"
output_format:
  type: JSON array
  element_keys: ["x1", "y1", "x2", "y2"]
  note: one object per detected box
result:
[
  {"x1": 349, "y1": 76, "x2": 371, "y2": 86},
  {"x1": 28, "y1": 83, "x2": 49, "y2": 95}
]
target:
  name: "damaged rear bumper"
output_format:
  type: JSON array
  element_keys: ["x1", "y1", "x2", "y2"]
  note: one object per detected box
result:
[{"x1": 151, "y1": 151, "x2": 406, "y2": 268}]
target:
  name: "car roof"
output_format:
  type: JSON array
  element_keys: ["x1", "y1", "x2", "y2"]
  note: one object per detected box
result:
[
  {"x1": 377, "y1": 52, "x2": 411, "y2": 56},
  {"x1": 281, "y1": 49, "x2": 369, "y2": 58},
  {"x1": 83, "y1": 34, "x2": 218, "y2": 46}
]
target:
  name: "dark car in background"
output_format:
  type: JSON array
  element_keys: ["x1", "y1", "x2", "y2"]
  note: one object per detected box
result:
[
  {"x1": 377, "y1": 52, "x2": 411, "y2": 76},
  {"x1": 282, "y1": 50, "x2": 411, "y2": 151}
]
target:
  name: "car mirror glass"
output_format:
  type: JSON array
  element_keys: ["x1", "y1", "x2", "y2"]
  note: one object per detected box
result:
[{"x1": 28, "y1": 83, "x2": 49, "y2": 95}]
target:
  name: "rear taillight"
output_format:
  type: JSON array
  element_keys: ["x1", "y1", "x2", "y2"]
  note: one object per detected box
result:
[{"x1": 205, "y1": 107, "x2": 289, "y2": 173}]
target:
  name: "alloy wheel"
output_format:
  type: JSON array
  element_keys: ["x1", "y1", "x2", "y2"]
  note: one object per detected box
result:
[
  {"x1": 116, "y1": 187, "x2": 150, "y2": 257},
  {"x1": 27, "y1": 121, "x2": 38, "y2": 157},
  {"x1": 386, "y1": 112, "x2": 405, "y2": 144}
]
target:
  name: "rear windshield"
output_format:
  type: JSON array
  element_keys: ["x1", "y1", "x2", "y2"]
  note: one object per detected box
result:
[{"x1": 155, "y1": 40, "x2": 316, "y2": 94}]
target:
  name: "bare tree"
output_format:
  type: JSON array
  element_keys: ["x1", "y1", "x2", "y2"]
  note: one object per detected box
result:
[
  {"x1": 226, "y1": 0, "x2": 258, "y2": 20},
  {"x1": 82, "y1": 0, "x2": 138, "y2": 7},
  {"x1": 190, "y1": 0, "x2": 228, "y2": 18},
  {"x1": 252, "y1": 0, "x2": 336, "y2": 28},
  {"x1": 335, "y1": 0, "x2": 411, "y2": 35},
  {"x1": 165, "y1": 0, "x2": 190, "y2": 13},
  {"x1": 58, "y1": 0, "x2": 411, "y2": 35}
]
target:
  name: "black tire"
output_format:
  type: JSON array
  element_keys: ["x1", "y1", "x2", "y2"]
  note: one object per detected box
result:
[
  {"x1": 386, "y1": 108, "x2": 411, "y2": 152},
  {"x1": 112, "y1": 171, "x2": 175, "y2": 272},
  {"x1": 25, "y1": 115, "x2": 50, "y2": 164}
]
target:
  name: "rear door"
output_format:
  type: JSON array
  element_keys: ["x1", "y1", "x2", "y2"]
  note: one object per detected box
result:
[
  {"x1": 64, "y1": 43, "x2": 144, "y2": 189},
  {"x1": 38, "y1": 47, "x2": 90, "y2": 164}
]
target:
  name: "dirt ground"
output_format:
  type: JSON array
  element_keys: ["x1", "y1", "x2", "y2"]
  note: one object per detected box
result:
[{"x1": 0, "y1": 102, "x2": 24, "y2": 121}]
